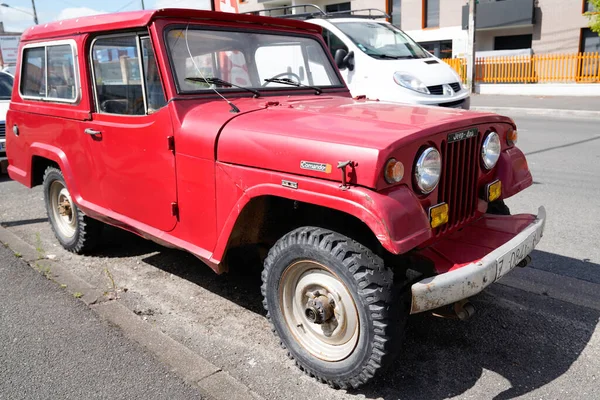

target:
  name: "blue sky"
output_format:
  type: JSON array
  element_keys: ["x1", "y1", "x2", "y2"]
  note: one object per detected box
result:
[{"x1": 0, "y1": 0, "x2": 213, "y2": 32}]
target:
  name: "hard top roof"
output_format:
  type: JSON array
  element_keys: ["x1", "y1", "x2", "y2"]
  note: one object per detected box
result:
[{"x1": 21, "y1": 8, "x2": 321, "y2": 42}]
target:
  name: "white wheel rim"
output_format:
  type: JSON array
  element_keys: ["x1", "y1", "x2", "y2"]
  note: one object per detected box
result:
[
  {"x1": 279, "y1": 260, "x2": 359, "y2": 362},
  {"x1": 49, "y1": 181, "x2": 76, "y2": 238}
]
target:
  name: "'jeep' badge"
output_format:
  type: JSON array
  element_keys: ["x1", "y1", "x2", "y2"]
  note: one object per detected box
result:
[
  {"x1": 300, "y1": 161, "x2": 332, "y2": 174},
  {"x1": 447, "y1": 128, "x2": 478, "y2": 143}
]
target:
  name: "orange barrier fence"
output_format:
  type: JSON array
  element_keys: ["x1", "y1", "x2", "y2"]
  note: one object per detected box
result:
[{"x1": 443, "y1": 52, "x2": 600, "y2": 84}]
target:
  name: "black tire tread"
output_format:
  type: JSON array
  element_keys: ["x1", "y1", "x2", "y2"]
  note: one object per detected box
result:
[
  {"x1": 261, "y1": 226, "x2": 403, "y2": 389},
  {"x1": 43, "y1": 167, "x2": 102, "y2": 254}
]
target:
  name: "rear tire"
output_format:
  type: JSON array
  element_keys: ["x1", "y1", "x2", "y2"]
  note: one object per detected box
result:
[
  {"x1": 43, "y1": 167, "x2": 103, "y2": 253},
  {"x1": 262, "y1": 227, "x2": 406, "y2": 389}
]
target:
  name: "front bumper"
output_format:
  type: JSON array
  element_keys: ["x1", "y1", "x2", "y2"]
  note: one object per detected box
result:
[{"x1": 410, "y1": 206, "x2": 546, "y2": 314}]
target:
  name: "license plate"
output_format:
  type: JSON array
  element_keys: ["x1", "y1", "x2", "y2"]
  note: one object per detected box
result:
[
  {"x1": 0, "y1": 141, "x2": 5, "y2": 151},
  {"x1": 495, "y1": 224, "x2": 543, "y2": 280}
]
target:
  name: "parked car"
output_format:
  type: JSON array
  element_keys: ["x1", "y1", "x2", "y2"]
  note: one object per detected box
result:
[
  {"x1": 0, "y1": 70, "x2": 14, "y2": 171},
  {"x1": 7, "y1": 9, "x2": 544, "y2": 389},
  {"x1": 246, "y1": 5, "x2": 470, "y2": 109}
]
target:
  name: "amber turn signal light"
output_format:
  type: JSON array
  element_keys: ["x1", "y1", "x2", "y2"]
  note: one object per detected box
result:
[
  {"x1": 507, "y1": 128, "x2": 518, "y2": 146},
  {"x1": 487, "y1": 180, "x2": 502, "y2": 202},
  {"x1": 429, "y1": 203, "x2": 449, "y2": 229},
  {"x1": 384, "y1": 158, "x2": 404, "y2": 184}
]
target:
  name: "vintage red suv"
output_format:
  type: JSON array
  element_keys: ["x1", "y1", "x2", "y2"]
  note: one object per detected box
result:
[{"x1": 6, "y1": 9, "x2": 545, "y2": 388}]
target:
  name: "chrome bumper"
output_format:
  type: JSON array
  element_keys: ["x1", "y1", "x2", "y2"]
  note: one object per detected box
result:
[{"x1": 410, "y1": 206, "x2": 546, "y2": 314}]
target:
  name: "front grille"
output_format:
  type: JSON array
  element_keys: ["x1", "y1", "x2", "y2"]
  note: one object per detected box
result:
[
  {"x1": 0, "y1": 123, "x2": 5, "y2": 139},
  {"x1": 427, "y1": 85, "x2": 443, "y2": 95},
  {"x1": 434, "y1": 132, "x2": 481, "y2": 237},
  {"x1": 427, "y1": 82, "x2": 461, "y2": 95},
  {"x1": 449, "y1": 82, "x2": 461, "y2": 92}
]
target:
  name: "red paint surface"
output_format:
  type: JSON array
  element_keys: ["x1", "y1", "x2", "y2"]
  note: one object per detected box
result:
[
  {"x1": 417, "y1": 213, "x2": 537, "y2": 274},
  {"x1": 7, "y1": 10, "x2": 535, "y2": 274}
]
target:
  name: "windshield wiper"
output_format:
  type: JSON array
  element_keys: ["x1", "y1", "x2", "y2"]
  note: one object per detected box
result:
[
  {"x1": 371, "y1": 54, "x2": 414, "y2": 60},
  {"x1": 263, "y1": 77, "x2": 322, "y2": 95},
  {"x1": 185, "y1": 77, "x2": 260, "y2": 98}
]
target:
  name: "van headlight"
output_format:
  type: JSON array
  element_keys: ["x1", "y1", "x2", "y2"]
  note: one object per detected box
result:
[
  {"x1": 393, "y1": 72, "x2": 430, "y2": 94},
  {"x1": 414, "y1": 147, "x2": 441, "y2": 193},
  {"x1": 482, "y1": 132, "x2": 501, "y2": 169}
]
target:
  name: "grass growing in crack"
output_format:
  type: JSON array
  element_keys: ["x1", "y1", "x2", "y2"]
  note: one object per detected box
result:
[
  {"x1": 73, "y1": 292, "x2": 83, "y2": 299},
  {"x1": 103, "y1": 268, "x2": 120, "y2": 300},
  {"x1": 35, "y1": 262, "x2": 52, "y2": 279},
  {"x1": 34, "y1": 232, "x2": 45, "y2": 260},
  {"x1": 60, "y1": 284, "x2": 67, "y2": 289},
  {"x1": 14, "y1": 252, "x2": 22, "y2": 258}
]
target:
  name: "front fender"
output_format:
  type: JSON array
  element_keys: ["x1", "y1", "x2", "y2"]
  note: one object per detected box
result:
[
  {"x1": 497, "y1": 146, "x2": 533, "y2": 199},
  {"x1": 210, "y1": 163, "x2": 432, "y2": 264}
]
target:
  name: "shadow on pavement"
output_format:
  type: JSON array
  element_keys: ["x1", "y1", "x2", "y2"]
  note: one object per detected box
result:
[{"x1": 94, "y1": 232, "x2": 599, "y2": 399}]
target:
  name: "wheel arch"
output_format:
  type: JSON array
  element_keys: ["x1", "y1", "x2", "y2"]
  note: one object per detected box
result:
[{"x1": 210, "y1": 182, "x2": 432, "y2": 272}]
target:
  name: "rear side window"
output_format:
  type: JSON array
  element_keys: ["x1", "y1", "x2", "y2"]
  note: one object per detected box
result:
[{"x1": 20, "y1": 42, "x2": 78, "y2": 102}]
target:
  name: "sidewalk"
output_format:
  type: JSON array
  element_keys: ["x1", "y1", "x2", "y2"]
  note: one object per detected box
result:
[{"x1": 470, "y1": 94, "x2": 600, "y2": 118}]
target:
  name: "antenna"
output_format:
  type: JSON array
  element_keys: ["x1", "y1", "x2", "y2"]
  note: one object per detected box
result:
[{"x1": 184, "y1": 24, "x2": 240, "y2": 113}]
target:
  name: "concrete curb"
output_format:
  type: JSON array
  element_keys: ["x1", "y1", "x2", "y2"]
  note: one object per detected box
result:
[
  {"x1": 471, "y1": 106, "x2": 600, "y2": 119},
  {"x1": 0, "y1": 225, "x2": 264, "y2": 400}
]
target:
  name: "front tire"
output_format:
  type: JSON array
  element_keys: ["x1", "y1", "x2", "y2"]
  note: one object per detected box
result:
[
  {"x1": 43, "y1": 167, "x2": 103, "y2": 253},
  {"x1": 262, "y1": 227, "x2": 405, "y2": 389}
]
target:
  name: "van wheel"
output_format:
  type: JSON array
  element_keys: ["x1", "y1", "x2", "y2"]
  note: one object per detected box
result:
[
  {"x1": 262, "y1": 227, "x2": 405, "y2": 389},
  {"x1": 43, "y1": 167, "x2": 103, "y2": 253}
]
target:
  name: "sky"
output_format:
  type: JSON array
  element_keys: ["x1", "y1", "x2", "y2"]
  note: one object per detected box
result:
[{"x1": 0, "y1": 0, "x2": 213, "y2": 33}]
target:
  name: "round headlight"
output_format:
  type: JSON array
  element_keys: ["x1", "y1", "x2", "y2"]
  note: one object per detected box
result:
[
  {"x1": 384, "y1": 158, "x2": 404, "y2": 184},
  {"x1": 482, "y1": 132, "x2": 501, "y2": 169},
  {"x1": 414, "y1": 147, "x2": 441, "y2": 194}
]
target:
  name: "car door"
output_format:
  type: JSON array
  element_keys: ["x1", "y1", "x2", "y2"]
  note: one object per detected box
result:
[{"x1": 84, "y1": 33, "x2": 177, "y2": 232}]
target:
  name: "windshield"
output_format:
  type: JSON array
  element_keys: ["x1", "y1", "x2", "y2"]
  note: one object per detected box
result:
[
  {"x1": 166, "y1": 28, "x2": 342, "y2": 93},
  {"x1": 0, "y1": 73, "x2": 13, "y2": 100},
  {"x1": 333, "y1": 21, "x2": 429, "y2": 59}
]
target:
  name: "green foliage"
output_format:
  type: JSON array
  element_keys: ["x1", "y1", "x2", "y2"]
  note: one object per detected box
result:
[{"x1": 586, "y1": 0, "x2": 600, "y2": 34}]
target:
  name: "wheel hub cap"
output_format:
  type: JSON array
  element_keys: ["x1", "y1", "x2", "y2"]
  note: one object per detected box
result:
[{"x1": 279, "y1": 260, "x2": 359, "y2": 362}]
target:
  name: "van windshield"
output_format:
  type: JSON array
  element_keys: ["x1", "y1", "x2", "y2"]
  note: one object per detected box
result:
[
  {"x1": 166, "y1": 28, "x2": 342, "y2": 94},
  {"x1": 333, "y1": 21, "x2": 429, "y2": 59},
  {"x1": 0, "y1": 73, "x2": 13, "y2": 100}
]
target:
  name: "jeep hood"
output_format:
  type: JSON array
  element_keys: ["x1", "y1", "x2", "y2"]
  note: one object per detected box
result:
[{"x1": 217, "y1": 96, "x2": 513, "y2": 189}]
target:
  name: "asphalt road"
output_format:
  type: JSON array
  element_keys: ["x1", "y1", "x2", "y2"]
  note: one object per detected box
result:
[
  {"x1": 0, "y1": 113, "x2": 599, "y2": 399},
  {"x1": 0, "y1": 244, "x2": 203, "y2": 400}
]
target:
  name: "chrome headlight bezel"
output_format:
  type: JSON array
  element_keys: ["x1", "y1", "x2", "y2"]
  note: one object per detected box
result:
[
  {"x1": 482, "y1": 131, "x2": 501, "y2": 170},
  {"x1": 414, "y1": 147, "x2": 442, "y2": 194}
]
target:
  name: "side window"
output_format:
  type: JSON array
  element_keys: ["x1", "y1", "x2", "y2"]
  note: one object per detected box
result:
[
  {"x1": 321, "y1": 28, "x2": 348, "y2": 58},
  {"x1": 22, "y1": 47, "x2": 46, "y2": 97},
  {"x1": 92, "y1": 35, "x2": 144, "y2": 115},
  {"x1": 47, "y1": 45, "x2": 77, "y2": 100},
  {"x1": 140, "y1": 37, "x2": 166, "y2": 113},
  {"x1": 21, "y1": 44, "x2": 77, "y2": 101}
]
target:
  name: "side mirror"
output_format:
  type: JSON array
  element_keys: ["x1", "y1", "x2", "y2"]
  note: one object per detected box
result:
[{"x1": 334, "y1": 49, "x2": 354, "y2": 71}]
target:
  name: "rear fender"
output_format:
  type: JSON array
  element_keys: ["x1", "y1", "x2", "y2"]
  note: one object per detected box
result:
[{"x1": 210, "y1": 163, "x2": 432, "y2": 265}]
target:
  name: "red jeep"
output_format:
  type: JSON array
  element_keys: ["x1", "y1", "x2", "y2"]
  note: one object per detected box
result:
[{"x1": 6, "y1": 9, "x2": 545, "y2": 388}]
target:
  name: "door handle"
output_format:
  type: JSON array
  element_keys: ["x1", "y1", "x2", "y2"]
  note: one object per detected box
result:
[{"x1": 84, "y1": 128, "x2": 101, "y2": 136}]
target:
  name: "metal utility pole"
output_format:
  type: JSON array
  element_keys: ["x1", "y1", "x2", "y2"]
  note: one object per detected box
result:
[
  {"x1": 141, "y1": 0, "x2": 145, "y2": 9},
  {"x1": 30, "y1": 0, "x2": 38, "y2": 24},
  {"x1": 466, "y1": 0, "x2": 477, "y2": 93}
]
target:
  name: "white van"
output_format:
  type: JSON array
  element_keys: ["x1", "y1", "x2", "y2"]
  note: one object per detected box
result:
[
  {"x1": 0, "y1": 71, "x2": 13, "y2": 170},
  {"x1": 247, "y1": 6, "x2": 470, "y2": 109}
]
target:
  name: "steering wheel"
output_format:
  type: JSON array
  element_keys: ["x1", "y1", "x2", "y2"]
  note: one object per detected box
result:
[{"x1": 262, "y1": 72, "x2": 302, "y2": 87}]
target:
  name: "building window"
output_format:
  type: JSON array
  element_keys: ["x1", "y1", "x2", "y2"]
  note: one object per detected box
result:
[
  {"x1": 580, "y1": 28, "x2": 600, "y2": 52},
  {"x1": 584, "y1": 0, "x2": 597, "y2": 13},
  {"x1": 494, "y1": 34, "x2": 533, "y2": 51},
  {"x1": 420, "y1": 40, "x2": 452, "y2": 58},
  {"x1": 423, "y1": 0, "x2": 439, "y2": 28},
  {"x1": 388, "y1": 0, "x2": 402, "y2": 28},
  {"x1": 325, "y1": 2, "x2": 351, "y2": 14}
]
